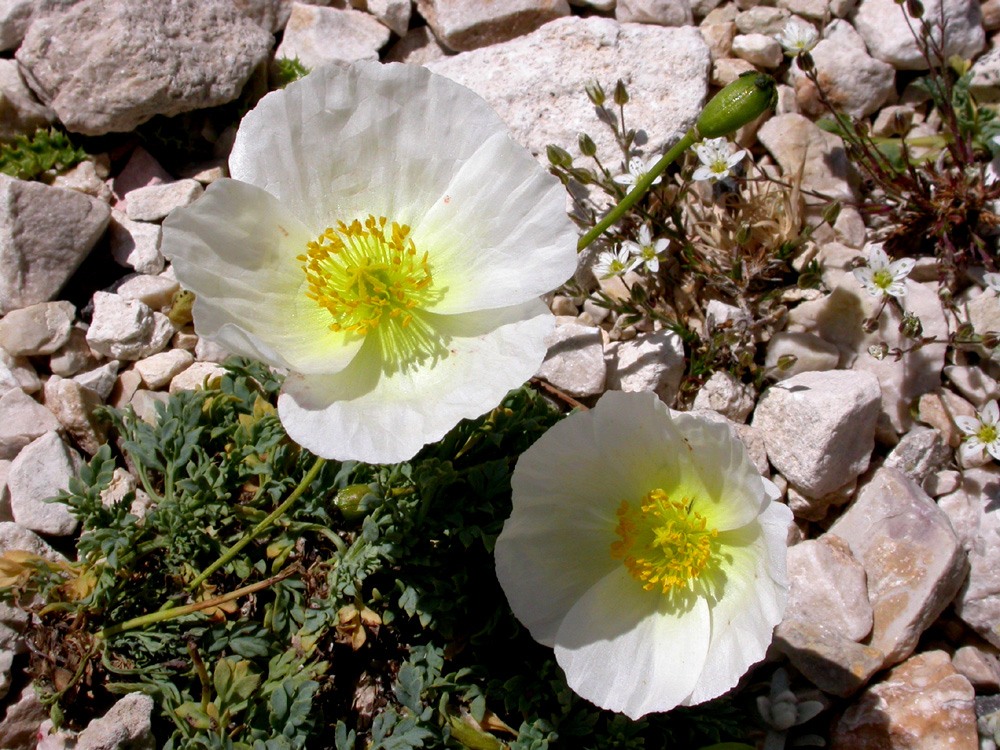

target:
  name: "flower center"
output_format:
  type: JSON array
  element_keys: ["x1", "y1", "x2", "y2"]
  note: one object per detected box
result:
[
  {"x1": 299, "y1": 215, "x2": 434, "y2": 336},
  {"x1": 978, "y1": 423, "x2": 998, "y2": 445},
  {"x1": 872, "y1": 268, "x2": 895, "y2": 291},
  {"x1": 610, "y1": 489, "x2": 719, "y2": 594}
]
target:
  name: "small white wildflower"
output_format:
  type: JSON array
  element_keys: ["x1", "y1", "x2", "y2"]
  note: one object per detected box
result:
[
  {"x1": 852, "y1": 245, "x2": 915, "y2": 298},
  {"x1": 613, "y1": 156, "x2": 663, "y2": 194},
  {"x1": 957, "y1": 400, "x2": 1000, "y2": 462},
  {"x1": 985, "y1": 135, "x2": 1000, "y2": 187},
  {"x1": 623, "y1": 225, "x2": 668, "y2": 274},
  {"x1": 594, "y1": 246, "x2": 638, "y2": 279},
  {"x1": 775, "y1": 20, "x2": 819, "y2": 56},
  {"x1": 984, "y1": 271, "x2": 1000, "y2": 294},
  {"x1": 692, "y1": 137, "x2": 748, "y2": 182}
]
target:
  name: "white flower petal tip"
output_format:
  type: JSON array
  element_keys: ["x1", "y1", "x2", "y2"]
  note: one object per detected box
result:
[
  {"x1": 160, "y1": 61, "x2": 578, "y2": 463},
  {"x1": 775, "y1": 20, "x2": 819, "y2": 56},
  {"x1": 495, "y1": 390, "x2": 790, "y2": 719}
]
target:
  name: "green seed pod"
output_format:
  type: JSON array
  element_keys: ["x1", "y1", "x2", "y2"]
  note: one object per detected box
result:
[
  {"x1": 336, "y1": 484, "x2": 375, "y2": 521},
  {"x1": 613, "y1": 79, "x2": 629, "y2": 107},
  {"x1": 696, "y1": 72, "x2": 777, "y2": 139},
  {"x1": 546, "y1": 144, "x2": 572, "y2": 167},
  {"x1": 585, "y1": 80, "x2": 606, "y2": 107},
  {"x1": 578, "y1": 132, "x2": 597, "y2": 157}
]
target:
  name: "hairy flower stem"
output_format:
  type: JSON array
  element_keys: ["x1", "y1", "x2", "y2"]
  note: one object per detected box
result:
[
  {"x1": 187, "y1": 455, "x2": 327, "y2": 592},
  {"x1": 577, "y1": 129, "x2": 699, "y2": 252},
  {"x1": 98, "y1": 568, "x2": 299, "y2": 640}
]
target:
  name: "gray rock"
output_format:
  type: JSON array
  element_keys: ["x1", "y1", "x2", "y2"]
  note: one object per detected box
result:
[
  {"x1": 616, "y1": 0, "x2": 693, "y2": 26},
  {"x1": 0, "y1": 347, "x2": 39, "y2": 394},
  {"x1": 123, "y1": 180, "x2": 203, "y2": 223},
  {"x1": 0, "y1": 387, "x2": 61, "y2": 460},
  {"x1": 86, "y1": 292, "x2": 173, "y2": 361},
  {"x1": 764, "y1": 331, "x2": 840, "y2": 380},
  {"x1": 944, "y1": 364, "x2": 1000, "y2": 408},
  {"x1": 952, "y1": 645, "x2": 1000, "y2": 691},
  {"x1": 0, "y1": 648, "x2": 12, "y2": 700},
  {"x1": 109, "y1": 210, "x2": 164, "y2": 275},
  {"x1": 692, "y1": 370, "x2": 756, "y2": 422},
  {"x1": 76, "y1": 693, "x2": 155, "y2": 750},
  {"x1": 349, "y1": 0, "x2": 410, "y2": 35},
  {"x1": 43, "y1": 375, "x2": 106, "y2": 455},
  {"x1": 757, "y1": 113, "x2": 855, "y2": 205},
  {"x1": 831, "y1": 651, "x2": 977, "y2": 750},
  {"x1": 111, "y1": 147, "x2": 171, "y2": 204},
  {"x1": 605, "y1": 328, "x2": 685, "y2": 404},
  {"x1": 73, "y1": 361, "x2": 120, "y2": 401},
  {"x1": 417, "y1": 0, "x2": 570, "y2": 52},
  {"x1": 786, "y1": 478, "x2": 856, "y2": 521},
  {"x1": 917, "y1": 388, "x2": 976, "y2": 448},
  {"x1": 7, "y1": 431, "x2": 79, "y2": 536},
  {"x1": 427, "y1": 17, "x2": 710, "y2": 162},
  {"x1": 384, "y1": 25, "x2": 450, "y2": 64},
  {"x1": 276, "y1": 4, "x2": 391, "y2": 69},
  {"x1": 946, "y1": 468, "x2": 1000, "y2": 648},
  {"x1": 731, "y1": 32, "x2": 782, "y2": 67},
  {"x1": 829, "y1": 468, "x2": 969, "y2": 667},
  {"x1": 883, "y1": 426, "x2": 951, "y2": 483},
  {"x1": 0, "y1": 300, "x2": 75, "y2": 356},
  {"x1": 0, "y1": 0, "x2": 81, "y2": 51},
  {"x1": 15, "y1": 0, "x2": 273, "y2": 136},
  {"x1": 0, "y1": 174, "x2": 110, "y2": 314},
  {"x1": 790, "y1": 24, "x2": 896, "y2": 119},
  {"x1": 851, "y1": 0, "x2": 984, "y2": 70},
  {"x1": 752, "y1": 369, "x2": 880, "y2": 498},
  {"x1": 0, "y1": 682, "x2": 47, "y2": 749},
  {"x1": 0, "y1": 359, "x2": 19, "y2": 397},
  {"x1": 970, "y1": 45, "x2": 1000, "y2": 102},
  {"x1": 922, "y1": 468, "x2": 961, "y2": 497},
  {"x1": 134, "y1": 349, "x2": 194, "y2": 390},
  {"x1": 735, "y1": 5, "x2": 790, "y2": 33},
  {"x1": 49, "y1": 326, "x2": 99, "y2": 377},
  {"x1": 50, "y1": 159, "x2": 112, "y2": 202},
  {"x1": 782, "y1": 534, "x2": 873, "y2": 642},
  {"x1": 0, "y1": 59, "x2": 53, "y2": 140},
  {"x1": 773, "y1": 619, "x2": 884, "y2": 696},
  {"x1": 535, "y1": 321, "x2": 606, "y2": 398}
]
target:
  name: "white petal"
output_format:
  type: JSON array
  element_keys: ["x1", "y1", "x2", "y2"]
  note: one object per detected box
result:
[
  {"x1": 413, "y1": 130, "x2": 577, "y2": 314},
  {"x1": 988, "y1": 441, "x2": 1000, "y2": 461},
  {"x1": 955, "y1": 415, "x2": 981, "y2": 435},
  {"x1": 670, "y1": 411, "x2": 769, "y2": 531},
  {"x1": 983, "y1": 400, "x2": 1000, "y2": 425},
  {"x1": 692, "y1": 166, "x2": 714, "y2": 182},
  {"x1": 867, "y1": 245, "x2": 890, "y2": 270},
  {"x1": 277, "y1": 299, "x2": 553, "y2": 463},
  {"x1": 684, "y1": 500, "x2": 791, "y2": 705},
  {"x1": 161, "y1": 179, "x2": 363, "y2": 374},
  {"x1": 554, "y1": 568, "x2": 711, "y2": 719},
  {"x1": 889, "y1": 258, "x2": 915, "y2": 278},
  {"x1": 231, "y1": 62, "x2": 516, "y2": 231}
]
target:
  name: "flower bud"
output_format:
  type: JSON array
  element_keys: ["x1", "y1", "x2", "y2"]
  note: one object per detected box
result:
[
  {"x1": 614, "y1": 79, "x2": 630, "y2": 107},
  {"x1": 982, "y1": 331, "x2": 1000, "y2": 349},
  {"x1": 696, "y1": 72, "x2": 777, "y2": 139},
  {"x1": 579, "y1": 132, "x2": 597, "y2": 157},
  {"x1": 585, "y1": 80, "x2": 606, "y2": 107},
  {"x1": 899, "y1": 312, "x2": 923, "y2": 339},
  {"x1": 861, "y1": 316, "x2": 880, "y2": 334},
  {"x1": 868, "y1": 343, "x2": 889, "y2": 360},
  {"x1": 546, "y1": 144, "x2": 573, "y2": 168}
]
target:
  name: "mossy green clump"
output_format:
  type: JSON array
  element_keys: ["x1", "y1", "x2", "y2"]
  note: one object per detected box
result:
[{"x1": 0, "y1": 128, "x2": 89, "y2": 181}]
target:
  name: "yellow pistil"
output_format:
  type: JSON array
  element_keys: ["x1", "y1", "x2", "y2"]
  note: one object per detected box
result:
[
  {"x1": 610, "y1": 489, "x2": 719, "y2": 594},
  {"x1": 298, "y1": 215, "x2": 434, "y2": 335}
]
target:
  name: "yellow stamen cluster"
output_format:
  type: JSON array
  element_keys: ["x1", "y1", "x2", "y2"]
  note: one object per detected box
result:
[
  {"x1": 610, "y1": 489, "x2": 719, "y2": 594},
  {"x1": 298, "y1": 215, "x2": 433, "y2": 335}
]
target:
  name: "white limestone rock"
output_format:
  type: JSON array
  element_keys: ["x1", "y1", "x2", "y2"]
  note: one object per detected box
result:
[
  {"x1": 883, "y1": 426, "x2": 951, "y2": 483},
  {"x1": 952, "y1": 645, "x2": 1000, "y2": 691},
  {"x1": 0, "y1": 59, "x2": 53, "y2": 140},
  {"x1": 417, "y1": 0, "x2": 570, "y2": 52},
  {"x1": 7, "y1": 431, "x2": 80, "y2": 536},
  {"x1": 616, "y1": 0, "x2": 693, "y2": 26},
  {"x1": 757, "y1": 113, "x2": 855, "y2": 206},
  {"x1": 276, "y1": 4, "x2": 390, "y2": 69},
  {"x1": 50, "y1": 160, "x2": 112, "y2": 203},
  {"x1": 73, "y1": 361, "x2": 119, "y2": 401},
  {"x1": 851, "y1": 0, "x2": 984, "y2": 70},
  {"x1": 384, "y1": 25, "x2": 450, "y2": 64},
  {"x1": 604, "y1": 328, "x2": 685, "y2": 404},
  {"x1": 0, "y1": 174, "x2": 110, "y2": 314},
  {"x1": 773, "y1": 619, "x2": 885, "y2": 696},
  {"x1": 829, "y1": 468, "x2": 969, "y2": 667},
  {"x1": 944, "y1": 364, "x2": 1000, "y2": 408},
  {"x1": 109, "y1": 210, "x2": 164, "y2": 275},
  {"x1": 0, "y1": 0, "x2": 81, "y2": 51},
  {"x1": 86, "y1": 292, "x2": 173, "y2": 361},
  {"x1": 0, "y1": 682, "x2": 47, "y2": 749},
  {"x1": 692, "y1": 370, "x2": 756, "y2": 423},
  {"x1": 115, "y1": 273, "x2": 178, "y2": 311},
  {"x1": 427, "y1": 17, "x2": 710, "y2": 162},
  {"x1": 0, "y1": 300, "x2": 75, "y2": 356},
  {"x1": 0, "y1": 348, "x2": 36, "y2": 394},
  {"x1": 75, "y1": 693, "x2": 155, "y2": 750},
  {"x1": 43, "y1": 375, "x2": 106, "y2": 455},
  {"x1": 764, "y1": 331, "x2": 840, "y2": 380},
  {"x1": 731, "y1": 32, "x2": 782, "y2": 67},
  {"x1": 752, "y1": 369, "x2": 881, "y2": 498},
  {"x1": 134, "y1": 349, "x2": 194, "y2": 390},
  {"x1": 0, "y1": 387, "x2": 61, "y2": 460},
  {"x1": 735, "y1": 5, "x2": 790, "y2": 33},
  {"x1": 169, "y1": 361, "x2": 228, "y2": 394},
  {"x1": 123, "y1": 180, "x2": 203, "y2": 223},
  {"x1": 349, "y1": 0, "x2": 410, "y2": 35},
  {"x1": 535, "y1": 321, "x2": 606, "y2": 398},
  {"x1": 15, "y1": 0, "x2": 273, "y2": 136}
]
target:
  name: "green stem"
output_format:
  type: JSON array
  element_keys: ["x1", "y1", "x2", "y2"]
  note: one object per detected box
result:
[
  {"x1": 187, "y1": 455, "x2": 327, "y2": 592},
  {"x1": 577, "y1": 128, "x2": 700, "y2": 252}
]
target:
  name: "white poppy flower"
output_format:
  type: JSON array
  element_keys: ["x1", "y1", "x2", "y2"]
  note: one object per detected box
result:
[
  {"x1": 852, "y1": 245, "x2": 915, "y2": 298},
  {"x1": 495, "y1": 390, "x2": 792, "y2": 720},
  {"x1": 161, "y1": 62, "x2": 577, "y2": 464},
  {"x1": 614, "y1": 156, "x2": 663, "y2": 194},
  {"x1": 594, "y1": 246, "x2": 638, "y2": 279},
  {"x1": 623, "y1": 224, "x2": 668, "y2": 274},
  {"x1": 692, "y1": 138, "x2": 748, "y2": 182},
  {"x1": 775, "y1": 20, "x2": 819, "y2": 56},
  {"x1": 957, "y1": 399, "x2": 1000, "y2": 462}
]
